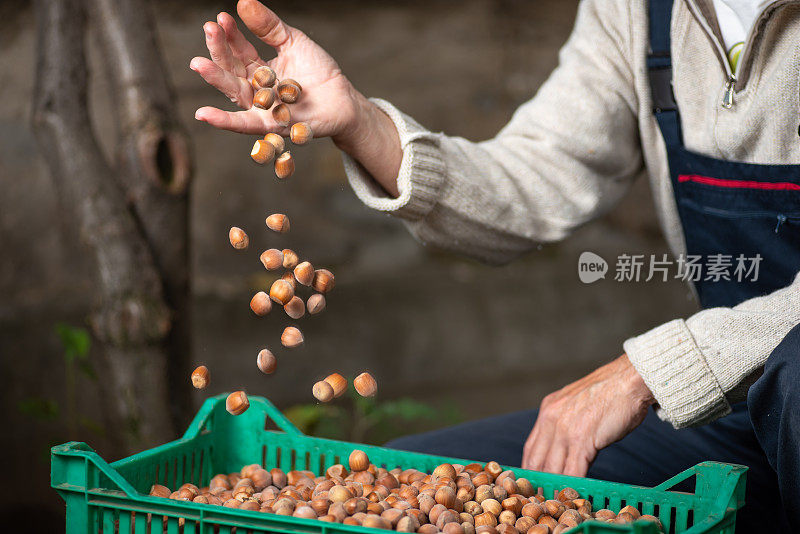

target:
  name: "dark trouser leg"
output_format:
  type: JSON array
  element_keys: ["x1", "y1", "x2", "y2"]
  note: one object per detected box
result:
[
  {"x1": 747, "y1": 323, "x2": 800, "y2": 531},
  {"x1": 387, "y1": 405, "x2": 777, "y2": 532}
]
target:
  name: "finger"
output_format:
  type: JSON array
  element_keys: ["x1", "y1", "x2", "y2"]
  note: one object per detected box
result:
[
  {"x1": 195, "y1": 106, "x2": 285, "y2": 136},
  {"x1": 542, "y1": 437, "x2": 568, "y2": 475},
  {"x1": 527, "y1": 419, "x2": 555, "y2": 471},
  {"x1": 217, "y1": 11, "x2": 261, "y2": 69},
  {"x1": 190, "y1": 57, "x2": 250, "y2": 109},
  {"x1": 237, "y1": 0, "x2": 294, "y2": 50},
  {"x1": 203, "y1": 21, "x2": 236, "y2": 73},
  {"x1": 563, "y1": 447, "x2": 593, "y2": 478}
]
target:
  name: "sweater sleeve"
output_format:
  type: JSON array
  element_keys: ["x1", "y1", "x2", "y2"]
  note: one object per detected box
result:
[
  {"x1": 342, "y1": 0, "x2": 643, "y2": 264},
  {"x1": 625, "y1": 272, "x2": 800, "y2": 428}
]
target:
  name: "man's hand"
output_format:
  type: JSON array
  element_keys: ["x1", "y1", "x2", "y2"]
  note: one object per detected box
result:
[
  {"x1": 522, "y1": 354, "x2": 655, "y2": 477},
  {"x1": 190, "y1": 0, "x2": 403, "y2": 195}
]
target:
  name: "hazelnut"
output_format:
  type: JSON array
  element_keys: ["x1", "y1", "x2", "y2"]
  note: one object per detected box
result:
[
  {"x1": 516, "y1": 478, "x2": 534, "y2": 498},
  {"x1": 543, "y1": 500, "x2": 565, "y2": 519},
  {"x1": 433, "y1": 464, "x2": 457, "y2": 480},
  {"x1": 281, "y1": 271, "x2": 297, "y2": 289},
  {"x1": 257, "y1": 349, "x2": 277, "y2": 374},
  {"x1": 418, "y1": 526, "x2": 440, "y2": 534},
  {"x1": 150, "y1": 484, "x2": 171, "y2": 498},
  {"x1": 250, "y1": 291, "x2": 273, "y2": 316},
  {"x1": 290, "y1": 122, "x2": 313, "y2": 145},
  {"x1": 514, "y1": 517, "x2": 535, "y2": 532},
  {"x1": 228, "y1": 227, "x2": 249, "y2": 250},
  {"x1": 253, "y1": 88, "x2": 276, "y2": 109},
  {"x1": 265, "y1": 132, "x2": 285, "y2": 153},
  {"x1": 277, "y1": 79, "x2": 302, "y2": 103},
  {"x1": 435, "y1": 486, "x2": 456, "y2": 508},
  {"x1": 614, "y1": 512, "x2": 635, "y2": 524},
  {"x1": 481, "y1": 499, "x2": 502, "y2": 517},
  {"x1": 266, "y1": 213, "x2": 290, "y2": 233},
  {"x1": 324, "y1": 373, "x2": 347, "y2": 398},
  {"x1": 639, "y1": 515, "x2": 663, "y2": 528},
  {"x1": 312, "y1": 269, "x2": 335, "y2": 293},
  {"x1": 260, "y1": 248, "x2": 284, "y2": 270},
  {"x1": 474, "y1": 513, "x2": 497, "y2": 528},
  {"x1": 354, "y1": 372, "x2": 377, "y2": 397},
  {"x1": 251, "y1": 139, "x2": 276, "y2": 164},
  {"x1": 462, "y1": 523, "x2": 476, "y2": 534},
  {"x1": 293, "y1": 505, "x2": 317, "y2": 519},
  {"x1": 191, "y1": 365, "x2": 210, "y2": 389},
  {"x1": 223, "y1": 498, "x2": 241, "y2": 508},
  {"x1": 329, "y1": 485, "x2": 352, "y2": 503},
  {"x1": 252, "y1": 66, "x2": 277, "y2": 88},
  {"x1": 281, "y1": 326, "x2": 304, "y2": 348},
  {"x1": 618, "y1": 505, "x2": 640, "y2": 519},
  {"x1": 537, "y1": 516, "x2": 557, "y2": 529},
  {"x1": 443, "y1": 523, "x2": 465, "y2": 534},
  {"x1": 520, "y1": 502, "x2": 544, "y2": 520},
  {"x1": 226, "y1": 391, "x2": 250, "y2": 415},
  {"x1": 240, "y1": 500, "x2": 259, "y2": 511},
  {"x1": 294, "y1": 261, "x2": 315, "y2": 286},
  {"x1": 397, "y1": 516, "x2": 420, "y2": 532},
  {"x1": 275, "y1": 151, "x2": 295, "y2": 179},
  {"x1": 192, "y1": 495, "x2": 209, "y2": 504},
  {"x1": 349, "y1": 450, "x2": 370, "y2": 472},
  {"x1": 362, "y1": 516, "x2": 392, "y2": 530},
  {"x1": 272, "y1": 103, "x2": 291, "y2": 126},
  {"x1": 556, "y1": 488, "x2": 579, "y2": 502},
  {"x1": 284, "y1": 296, "x2": 306, "y2": 319},
  {"x1": 313, "y1": 380, "x2": 335, "y2": 402},
  {"x1": 495, "y1": 525, "x2": 517, "y2": 534},
  {"x1": 282, "y1": 249, "x2": 299, "y2": 269},
  {"x1": 251, "y1": 468, "x2": 272, "y2": 490},
  {"x1": 484, "y1": 462, "x2": 502, "y2": 479},
  {"x1": 270, "y1": 279, "x2": 295, "y2": 305}
]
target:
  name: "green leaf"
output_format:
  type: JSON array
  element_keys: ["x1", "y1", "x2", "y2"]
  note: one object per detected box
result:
[
  {"x1": 18, "y1": 398, "x2": 60, "y2": 421},
  {"x1": 55, "y1": 323, "x2": 91, "y2": 363}
]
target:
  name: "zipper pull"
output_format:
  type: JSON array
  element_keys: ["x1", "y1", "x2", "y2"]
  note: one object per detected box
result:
[{"x1": 722, "y1": 76, "x2": 736, "y2": 109}]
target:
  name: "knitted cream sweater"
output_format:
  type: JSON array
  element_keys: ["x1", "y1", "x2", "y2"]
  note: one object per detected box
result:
[{"x1": 342, "y1": 0, "x2": 800, "y2": 428}]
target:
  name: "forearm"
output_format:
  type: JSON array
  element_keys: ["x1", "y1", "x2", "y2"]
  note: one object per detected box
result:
[{"x1": 333, "y1": 91, "x2": 402, "y2": 198}]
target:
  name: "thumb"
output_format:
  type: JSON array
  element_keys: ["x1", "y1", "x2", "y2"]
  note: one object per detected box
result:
[{"x1": 236, "y1": 0, "x2": 293, "y2": 49}]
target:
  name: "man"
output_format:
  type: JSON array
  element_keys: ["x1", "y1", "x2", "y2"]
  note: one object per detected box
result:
[{"x1": 190, "y1": 0, "x2": 800, "y2": 528}]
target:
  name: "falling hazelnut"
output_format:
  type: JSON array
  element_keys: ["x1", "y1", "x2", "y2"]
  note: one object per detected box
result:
[
  {"x1": 269, "y1": 279, "x2": 295, "y2": 305},
  {"x1": 274, "y1": 151, "x2": 294, "y2": 179},
  {"x1": 284, "y1": 295, "x2": 305, "y2": 319},
  {"x1": 354, "y1": 372, "x2": 377, "y2": 397},
  {"x1": 282, "y1": 249, "x2": 299, "y2": 270},
  {"x1": 277, "y1": 79, "x2": 302, "y2": 103},
  {"x1": 290, "y1": 122, "x2": 313, "y2": 145},
  {"x1": 266, "y1": 213, "x2": 290, "y2": 233},
  {"x1": 324, "y1": 372, "x2": 347, "y2": 398},
  {"x1": 253, "y1": 88, "x2": 276, "y2": 110},
  {"x1": 226, "y1": 391, "x2": 250, "y2": 415},
  {"x1": 257, "y1": 349, "x2": 277, "y2": 374},
  {"x1": 312, "y1": 380, "x2": 334, "y2": 402},
  {"x1": 312, "y1": 269, "x2": 335, "y2": 293},
  {"x1": 191, "y1": 365, "x2": 210, "y2": 389},
  {"x1": 250, "y1": 291, "x2": 272, "y2": 316},
  {"x1": 272, "y1": 103, "x2": 291, "y2": 126},
  {"x1": 280, "y1": 270, "x2": 297, "y2": 290},
  {"x1": 228, "y1": 227, "x2": 249, "y2": 250},
  {"x1": 260, "y1": 248, "x2": 284, "y2": 270},
  {"x1": 252, "y1": 66, "x2": 277, "y2": 89},
  {"x1": 307, "y1": 293, "x2": 326, "y2": 315},
  {"x1": 251, "y1": 139, "x2": 276, "y2": 164},
  {"x1": 264, "y1": 132, "x2": 285, "y2": 153},
  {"x1": 281, "y1": 326, "x2": 304, "y2": 348},
  {"x1": 294, "y1": 261, "x2": 314, "y2": 286}
]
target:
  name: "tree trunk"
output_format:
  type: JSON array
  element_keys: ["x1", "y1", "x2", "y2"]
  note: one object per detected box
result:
[
  {"x1": 89, "y1": 0, "x2": 193, "y2": 429},
  {"x1": 32, "y1": 0, "x2": 184, "y2": 450}
]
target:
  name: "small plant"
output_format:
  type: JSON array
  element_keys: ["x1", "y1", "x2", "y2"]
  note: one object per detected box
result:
[{"x1": 285, "y1": 383, "x2": 462, "y2": 444}]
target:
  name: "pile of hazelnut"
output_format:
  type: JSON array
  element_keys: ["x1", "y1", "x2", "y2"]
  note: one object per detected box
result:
[
  {"x1": 189, "y1": 69, "x2": 379, "y2": 415},
  {"x1": 150, "y1": 451, "x2": 663, "y2": 533}
]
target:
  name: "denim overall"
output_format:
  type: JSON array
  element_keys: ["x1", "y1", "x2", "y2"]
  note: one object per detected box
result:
[{"x1": 387, "y1": 0, "x2": 800, "y2": 529}]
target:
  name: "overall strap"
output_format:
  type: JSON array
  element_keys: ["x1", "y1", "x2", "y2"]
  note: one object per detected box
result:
[{"x1": 648, "y1": 0, "x2": 682, "y2": 147}]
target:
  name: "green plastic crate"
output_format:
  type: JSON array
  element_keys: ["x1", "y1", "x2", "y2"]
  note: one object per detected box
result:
[{"x1": 52, "y1": 394, "x2": 746, "y2": 534}]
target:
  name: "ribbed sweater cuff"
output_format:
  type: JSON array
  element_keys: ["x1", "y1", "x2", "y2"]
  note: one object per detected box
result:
[
  {"x1": 342, "y1": 98, "x2": 445, "y2": 222},
  {"x1": 624, "y1": 319, "x2": 731, "y2": 428}
]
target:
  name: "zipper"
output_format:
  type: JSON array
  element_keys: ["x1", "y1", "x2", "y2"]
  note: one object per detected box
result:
[{"x1": 683, "y1": 0, "x2": 787, "y2": 109}]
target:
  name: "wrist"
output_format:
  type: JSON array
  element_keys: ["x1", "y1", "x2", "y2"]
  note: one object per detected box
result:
[
  {"x1": 332, "y1": 89, "x2": 374, "y2": 153},
  {"x1": 620, "y1": 354, "x2": 656, "y2": 407}
]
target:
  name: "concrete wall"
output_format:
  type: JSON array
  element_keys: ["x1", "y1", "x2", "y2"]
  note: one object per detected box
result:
[{"x1": 0, "y1": 0, "x2": 697, "y2": 530}]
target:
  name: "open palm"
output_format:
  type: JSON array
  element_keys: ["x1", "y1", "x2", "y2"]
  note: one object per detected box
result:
[{"x1": 191, "y1": 0, "x2": 359, "y2": 139}]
